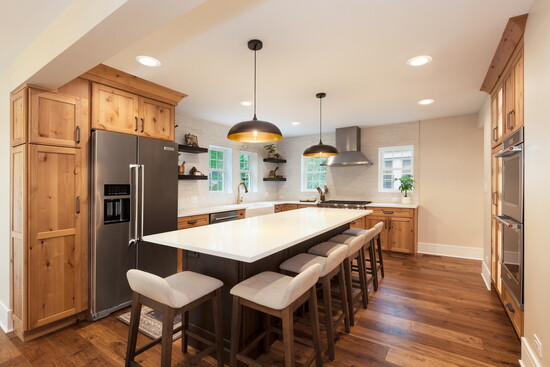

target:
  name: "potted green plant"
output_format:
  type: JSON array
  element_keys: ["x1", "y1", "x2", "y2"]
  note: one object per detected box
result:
[
  {"x1": 264, "y1": 144, "x2": 277, "y2": 158},
  {"x1": 395, "y1": 174, "x2": 415, "y2": 204}
]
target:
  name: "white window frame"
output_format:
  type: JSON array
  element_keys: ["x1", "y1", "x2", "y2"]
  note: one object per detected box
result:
[
  {"x1": 378, "y1": 145, "x2": 414, "y2": 193},
  {"x1": 301, "y1": 156, "x2": 327, "y2": 192},
  {"x1": 208, "y1": 146, "x2": 232, "y2": 193},
  {"x1": 239, "y1": 151, "x2": 258, "y2": 192}
]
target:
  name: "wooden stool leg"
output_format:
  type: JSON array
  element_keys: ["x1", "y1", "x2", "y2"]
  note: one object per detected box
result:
[
  {"x1": 369, "y1": 242, "x2": 379, "y2": 291},
  {"x1": 309, "y1": 286, "x2": 324, "y2": 367},
  {"x1": 212, "y1": 289, "x2": 224, "y2": 367},
  {"x1": 338, "y1": 264, "x2": 350, "y2": 334},
  {"x1": 377, "y1": 235, "x2": 385, "y2": 278},
  {"x1": 322, "y1": 276, "x2": 335, "y2": 360},
  {"x1": 230, "y1": 296, "x2": 242, "y2": 367},
  {"x1": 161, "y1": 306, "x2": 175, "y2": 367},
  {"x1": 343, "y1": 258, "x2": 355, "y2": 326},
  {"x1": 358, "y1": 252, "x2": 369, "y2": 309},
  {"x1": 125, "y1": 292, "x2": 142, "y2": 367},
  {"x1": 281, "y1": 307, "x2": 295, "y2": 367},
  {"x1": 181, "y1": 311, "x2": 189, "y2": 353},
  {"x1": 262, "y1": 314, "x2": 272, "y2": 354}
]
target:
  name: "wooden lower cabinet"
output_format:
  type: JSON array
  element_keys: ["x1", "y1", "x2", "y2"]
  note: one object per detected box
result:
[
  {"x1": 350, "y1": 216, "x2": 365, "y2": 229},
  {"x1": 366, "y1": 216, "x2": 390, "y2": 250},
  {"x1": 11, "y1": 144, "x2": 85, "y2": 340},
  {"x1": 283, "y1": 204, "x2": 298, "y2": 211},
  {"x1": 365, "y1": 208, "x2": 417, "y2": 254}
]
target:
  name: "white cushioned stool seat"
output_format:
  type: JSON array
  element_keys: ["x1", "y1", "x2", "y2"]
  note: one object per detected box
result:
[
  {"x1": 344, "y1": 227, "x2": 377, "y2": 243},
  {"x1": 127, "y1": 269, "x2": 223, "y2": 309},
  {"x1": 280, "y1": 245, "x2": 347, "y2": 277},
  {"x1": 343, "y1": 228, "x2": 367, "y2": 237},
  {"x1": 327, "y1": 234, "x2": 364, "y2": 256},
  {"x1": 307, "y1": 241, "x2": 345, "y2": 257},
  {"x1": 372, "y1": 221, "x2": 384, "y2": 235},
  {"x1": 230, "y1": 264, "x2": 322, "y2": 310}
]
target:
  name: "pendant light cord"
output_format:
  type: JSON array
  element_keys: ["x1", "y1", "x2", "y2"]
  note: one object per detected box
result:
[
  {"x1": 319, "y1": 96, "x2": 323, "y2": 144},
  {"x1": 253, "y1": 49, "x2": 257, "y2": 120}
]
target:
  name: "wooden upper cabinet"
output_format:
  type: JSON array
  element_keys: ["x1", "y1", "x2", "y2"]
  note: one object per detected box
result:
[
  {"x1": 29, "y1": 89, "x2": 84, "y2": 148},
  {"x1": 91, "y1": 82, "x2": 175, "y2": 141},
  {"x1": 491, "y1": 88, "x2": 504, "y2": 147},
  {"x1": 27, "y1": 145, "x2": 82, "y2": 329},
  {"x1": 92, "y1": 83, "x2": 139, "y2": 135},
  {"x1": 512, "y1": 49, "x2": 524, "y2": 131},
  {"x1": 140, "y1": 97, "x2": 175, "y2": 141},
  {"x1": 11, "y1": 89, "x2": 27, "y2": 146}
]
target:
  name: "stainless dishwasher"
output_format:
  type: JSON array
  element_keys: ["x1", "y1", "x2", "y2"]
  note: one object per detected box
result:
[{"x1": 209, "y1": 210, "x2": 240, "y2": 224}]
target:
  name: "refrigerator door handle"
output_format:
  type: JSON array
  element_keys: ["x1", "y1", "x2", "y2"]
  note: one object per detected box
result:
[
  {"x1": 140, "y1": 164, "x2": 145, "y2": 240},
  {"x1": 129, "y1": 164, "x2": 140, "y2": 246}
]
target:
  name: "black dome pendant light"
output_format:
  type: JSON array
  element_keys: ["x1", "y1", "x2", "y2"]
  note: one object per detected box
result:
[
  {"x1": 227, "y1": 39, "x2": 283, "y2": 143},
  {"x1": 303, "y1": 93, "x2": 339, "y2": 157}
]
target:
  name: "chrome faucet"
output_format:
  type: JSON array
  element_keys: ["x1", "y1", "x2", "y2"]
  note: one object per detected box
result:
[{"x1": 237, "y1": 182, "x2": 249, "y2": 204}]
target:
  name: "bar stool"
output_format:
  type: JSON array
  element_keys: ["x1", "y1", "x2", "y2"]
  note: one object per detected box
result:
[
  {"x1": 308, "y1": 233, "x2": 368, "y2": 327},
  {"x1": 279, "y1": 245, "x2": 349, "y2": 360},
  {"x1": 344, "y1": 227, "x2": 379, "y2": 290},
  {"x1": 125, "y1": 269, "x2": 224, "y2": 367},
  {"x1": 346, "y1": 222, "x2": 385, "y2": 283},
  {"x1": 230, "y1": 264, "x2": 323, "y2": 367}
]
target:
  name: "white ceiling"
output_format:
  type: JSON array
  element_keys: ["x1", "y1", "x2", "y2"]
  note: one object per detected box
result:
[
  {"x1": 106, "y1": 0, "x2": 533, "y2": 137},
  {"x1": 0, "y1": 0, "x2": 74, "y2": 71}
]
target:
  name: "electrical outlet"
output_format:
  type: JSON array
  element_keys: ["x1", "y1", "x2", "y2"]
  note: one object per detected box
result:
[{"x1": 534, "y1": 334, "x2": 542, "y2": 358}]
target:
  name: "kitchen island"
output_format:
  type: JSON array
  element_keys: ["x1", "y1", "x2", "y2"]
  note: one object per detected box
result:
[{"x1": 144, "y1": 207, "x2": 371, "y2": 354}]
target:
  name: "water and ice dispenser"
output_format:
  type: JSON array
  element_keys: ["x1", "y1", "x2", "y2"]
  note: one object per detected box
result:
[{"x1": 103, "y1": 184, "x2": 130, "y2": 224}]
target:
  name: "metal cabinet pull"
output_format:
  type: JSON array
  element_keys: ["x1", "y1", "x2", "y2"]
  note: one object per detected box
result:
[
  {"x1": 135, "y1": 117, "x2": 138, "y2": 132},
  {"x1": 492, "y1": 192, "x2": 497, "y2": 205},
  {"x1": 141, "y1": 118, "x2": 145, "y2": 133},
  {"x1": 187, "y1": 220, "x2": 198, "y2": 225},
  {"x1": 492, "y1": 127, "x2": 498, "y2": 142},
  {"x1": 75, "y1": 126, "x2": 81, "y2": 143},
  {"x1": 383, "y1": 211, "x2": 394, "y2": 214},
  {"x1": 76, "y1": 196, "x2": 80, "y2": 214},
  {"x1": 506, "y1": 303, "x2": 515, "y2": 313},
  {"x1": 506, "y1": 110, "x2": 515, "y2": 131}
]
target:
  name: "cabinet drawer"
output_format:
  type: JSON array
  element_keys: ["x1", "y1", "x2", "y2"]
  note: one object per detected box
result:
[
  {"x1": 274, "y1": 205, "x2": 284, "y2": 213},
  {"x1": 284, "y1": 204, "x2": 299, "y2": 211},
  {"x1": 237, "y1": 209, "x2": 245, "y2": 219},
  {"x1": 500, "y1": 284, "x2": 524, "y2": 336},
  {"x1": 178, "y1": 214, "x2": 209, "y2": 229},
  {"x1": 369, "y1": 207, "x2": 414, "y2": 218}
]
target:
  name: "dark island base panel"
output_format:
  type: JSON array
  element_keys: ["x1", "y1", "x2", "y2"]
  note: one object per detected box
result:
[{"x1": 183, "y1": 223, "x2": 350, "y2": 363}]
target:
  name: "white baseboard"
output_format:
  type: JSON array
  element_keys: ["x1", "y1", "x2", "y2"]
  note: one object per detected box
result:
[
  {"x1": 0, "y1": 300, "x2": 13, "y2": 333},
  {"x1": 481, "y1": 261, "x2": 492, "y2": 291},
  {"x1": 417, "y1": 242, "x2": 483, "y2": 260},
  {"x1": 521, "y1": 337, "x2": 542, "y2": 367}
]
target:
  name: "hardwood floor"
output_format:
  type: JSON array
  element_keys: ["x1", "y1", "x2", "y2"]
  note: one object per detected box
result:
[{"x1": 0, "y1": 253, "x2": 520, "y2": 367}]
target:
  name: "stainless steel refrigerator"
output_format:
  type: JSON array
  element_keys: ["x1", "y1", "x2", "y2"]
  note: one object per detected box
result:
[{"x1": 90, "y1": 130, "x2": 178, "y2": 320}]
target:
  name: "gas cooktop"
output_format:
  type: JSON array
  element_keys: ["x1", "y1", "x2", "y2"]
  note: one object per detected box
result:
[{"x1": 317, "y1": 200, "x2": 372, "y2": 209}]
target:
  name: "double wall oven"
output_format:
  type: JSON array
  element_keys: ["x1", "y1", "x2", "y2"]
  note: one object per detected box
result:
[{"x1": 494, "y1": 128, "x2": 524, "y2": 309}]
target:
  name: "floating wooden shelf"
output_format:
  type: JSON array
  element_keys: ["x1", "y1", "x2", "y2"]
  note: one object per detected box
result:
[
  {"x1": 178, "y1": 175, "x2": 208, "y2": 180},
  {"x1": 263, "y1": 158, "x2": 286, "y2": 163},
  {"x1": 178, "y1": 145, "x2": 208, "y2": 154},
  {"x1": 263, "y1": 177, "x2": 286, "y2": 182}
]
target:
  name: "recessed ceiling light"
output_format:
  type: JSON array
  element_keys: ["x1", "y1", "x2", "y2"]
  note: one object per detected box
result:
[
  {"x1": 291, "y1": 122, "x2": 300, "y2": 126},
  {"x1": 136, "y1": 55, "x2": 161, "y2": 67},
  {"x1": 240, "y1": 101, "x2": 252, "y2": 106},
  {"x1": 418, "y1": 98, "x2": 435, "y2": 105},
  {"x1": 407, "y1": 55, "x2": 432, "y2": 67}
]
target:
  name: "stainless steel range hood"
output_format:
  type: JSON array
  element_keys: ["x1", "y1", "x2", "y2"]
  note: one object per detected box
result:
[{"x1": 321, "y1": 126, "x2": 372, "y2": 166}]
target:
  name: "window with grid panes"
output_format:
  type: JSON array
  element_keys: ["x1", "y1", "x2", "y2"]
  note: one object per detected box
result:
[
  {"x1": 301, "y1": 156, "x2": 327, "y2": 192},
  {"x1": 378, "y1": 145, "x2": 414, "y2": 192},
  {"x1": 208, "y1": 146, "x2": 232, "y2": 192},
  {"x1": 239, "y1": 151, "x2": 257, "y2": 191}
]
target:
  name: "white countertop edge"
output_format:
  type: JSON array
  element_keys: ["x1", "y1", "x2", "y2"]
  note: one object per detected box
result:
[
  {"x1": 178, "y1": 201, "x2": 417, "y2": 217},
  {"x1": 145, "y1": 208, "x2": 373, "y2": 263}
]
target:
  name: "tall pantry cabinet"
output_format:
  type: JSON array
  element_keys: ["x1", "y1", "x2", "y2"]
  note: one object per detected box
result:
[{"x1": 10, "y1": 82, "x2": 89, "y2": 340}]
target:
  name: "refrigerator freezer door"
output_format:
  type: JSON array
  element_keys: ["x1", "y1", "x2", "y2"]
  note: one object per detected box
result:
[
  {"x1": 137, "y1": 136, "x2": 178, "y2": 277},
  {"x1": 91, "y1": 130, "x2": 138, "y2": 319}
]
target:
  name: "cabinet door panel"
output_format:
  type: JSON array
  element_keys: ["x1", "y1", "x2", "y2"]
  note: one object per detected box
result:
[
  {"x1": 503, "y1": 73, "x2": 515, "y2": 135},
  {"x1": 513, "y1": 51, "x2": 524, "y2": 131},
  {"x1": 389, "y1": 217, "x2": 415, "y2": 253},
  {"x1": 11, "y1": 89, "x2": 27, "y2": 146},
  {"x1": 28, "y1": 145, "x2": 81, "y2": 329},
  {"x1": 92, "y1": 83, "x2": 139, "y2": 135},
  {"x1": 367, "y1": 216, "x2": 389, "y2": 250},
  {"x1": 140, "y1": 97, "x2": 175, "y2": 141},
  {"x1": 29, "y1": 89, "x2": 82, "y2": 148}
]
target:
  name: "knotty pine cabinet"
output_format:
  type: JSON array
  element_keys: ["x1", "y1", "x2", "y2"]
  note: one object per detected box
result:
[
  {"x1": 91, "y1": 82, "x2": 175, "y2": 141},
  {"x1": 11, "y1": 85, "x2": 88, "y2": 340},
  {"x1": 365, "y1": 208, "x2": 417, "y2": 254}
]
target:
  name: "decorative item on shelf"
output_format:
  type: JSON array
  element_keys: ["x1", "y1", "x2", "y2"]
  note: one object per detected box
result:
[
  {"x1": 178, "y1": 161, "x2": 186, "y2": 175},
  {"x1": 303, "y1": 93, "x2": 339, "y2": 157},
  {"x1": 264, "y1": 144, "x2": 282, "y2": 159},
  {"x1": 268, "y1": 166, "x2": 279, "y2": 178},
  {"x1": 395, "y1": 174, "x2": 415, "y2": 204},
  {"x1": 189, "y1": 166, "x2": 206, "y2": 176},
  {"x1": 227, "y1": 39, "x2": 283, "y2": 143},
  {"x1": 184, "y1": 133, "x2": 199, "y2": 147}
]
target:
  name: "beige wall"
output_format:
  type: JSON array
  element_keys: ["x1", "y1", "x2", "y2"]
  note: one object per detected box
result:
[
  {"x1": 418, "y1": 114, "x2": 484, "y2": 248},
  {"x1": 175, "y1": 114, "x2": 278, "y2": 210},
  {"x1": 277, "y1": 121, "x2": 420, "y2": 203},
  {"x1": 523, "y1": 0, "x2": 550, "y2": 365}
]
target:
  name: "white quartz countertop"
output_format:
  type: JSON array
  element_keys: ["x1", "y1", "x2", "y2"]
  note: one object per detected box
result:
[
  {"x1": 178, "y1": 200, "x2": 416, "y2": 217},
  {"x1": 145, "y1": 207, "x2": 372, "y2": 263}
]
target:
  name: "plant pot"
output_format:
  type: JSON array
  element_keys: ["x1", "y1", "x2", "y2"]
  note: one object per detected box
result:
[
  {"x1": 401, "y1": 196, "x2": 411, "y2": 205},
  {"x1": 268, "y1": 152, "x2": 276, "y2": 158}
]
